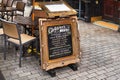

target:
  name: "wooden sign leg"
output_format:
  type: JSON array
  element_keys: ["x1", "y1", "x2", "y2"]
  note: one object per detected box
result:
[
  {"x1": 39, "y1": 59, "x2": 41, "y2": 65},
  {"x1": 68, "y1": 63, "x2": 78, "y2": 71},
  {"x1": 47, "y1": 69, "x2": 56, "y2": 77}
]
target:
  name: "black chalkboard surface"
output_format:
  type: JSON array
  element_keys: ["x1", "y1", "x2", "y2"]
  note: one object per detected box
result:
[{"x1": 47, "y1": 24, "x2": 73, "y2": 59}]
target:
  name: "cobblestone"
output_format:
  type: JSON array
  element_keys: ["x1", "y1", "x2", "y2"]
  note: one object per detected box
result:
[
  {"x1": 76, "y1": 76, "x2": 88, "y2": 80},
  {"x1": 77, "y1": 71, "x2": 88, "y2": 77},
  {"x1": 66, "y1": 74, "x2": 79, "y2": 80},
  {"x1": 18, "y1": 72, "x2": 31, "y2": 77},
  {"x1": 96, "y1": 70, "x2": 106, "y2": 75},
  {"x1": 28, "y1": 73, "x2": 40, "y2": 79},
  {"x1": 87, "y1": 72, "x2": 98, "y2": 78},
  {"x1": 57, "y1": 73, "x2": 70, "y2": 78},
  {"x1": 87, "y1": 77, "x2": 98, "y2": 80},
  {"x1": 0, "y1": 11, "x2": 120, "y2": 79},
  {"x1": 96, "y1": 74, "x2": 107, "y2": 80},
  {"x1": 106, "y1": 75, "x2": 118, "y2": 80}
]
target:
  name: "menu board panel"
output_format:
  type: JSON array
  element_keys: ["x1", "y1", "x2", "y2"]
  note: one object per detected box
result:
[
  {"x1": 47, "y1": 24, "x2": 73, "y2": 59},
  {"x1": 45, "y1": 3, "x2": 71, "y2": 12}
]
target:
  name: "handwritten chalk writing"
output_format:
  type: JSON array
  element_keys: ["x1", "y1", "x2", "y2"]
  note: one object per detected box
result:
[{"x1": 47, "y1": 24, "x2": 73, "y2": 59}]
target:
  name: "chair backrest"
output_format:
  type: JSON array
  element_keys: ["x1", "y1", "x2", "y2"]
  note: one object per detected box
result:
[
  {"x1": 2, "y1": 0, "x2": 8, "y2": 6},
  {"x1": 29, "y1": 6, "x2": 33, "y2": 17},
  {"x1": 15, "y1": 1, "x2": 25, "y2": 16},
  {"x1": 1, "y1": 19, "x2": 19, "y2": 39},
  {"x1": 6, "y1": 0, "x2": 14, "y2": 7},
  {"x1": 16, "y1": 1, "x2": 25, "y2": 11},
  {"x1": 25, "y1": 6, "x2": 33, "y2": 17}
]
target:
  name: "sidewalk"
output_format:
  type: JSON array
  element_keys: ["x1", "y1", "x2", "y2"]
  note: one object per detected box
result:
[
  {"x1": 1, "y1": 5, "x2": 120, "y2": 80},
  {"x1": 1, "y1": 20, "x2": 120, "y2": 80}
]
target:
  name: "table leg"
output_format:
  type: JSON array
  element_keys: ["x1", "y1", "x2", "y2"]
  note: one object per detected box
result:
[{"x1": 7, "y1": 12, "x2": 8, "y2": 21}]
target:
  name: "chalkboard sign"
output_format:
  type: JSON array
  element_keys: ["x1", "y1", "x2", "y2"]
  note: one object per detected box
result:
[
  {"x1": 39, "y1": 18, "x2": 80, "y2": 70},
  {"x1": 47, "y1": 24, "x2": 73, "y2": 59}
]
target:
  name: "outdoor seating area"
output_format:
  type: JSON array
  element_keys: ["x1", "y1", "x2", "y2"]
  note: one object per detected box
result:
[
  {"x1": 0, "y1": 0, "x2": 120, "y2": 80},
  {"x1": 1, "y1": 17, "x2": 120, "y2": 80},
  {"x1": 0, "y1": 18, "x2": 37, "y2": 67},
  {"x1": 0, "y1": 0, "x2": 39, "y2": 67}
]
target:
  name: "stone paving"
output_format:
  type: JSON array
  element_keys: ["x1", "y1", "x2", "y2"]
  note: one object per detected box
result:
[
  {"x1": 1, "y1": 3, "x2": 120, "y2": 80},
  {"x1": 1, "y1": 19, "x2": 120, "y2": 80}
]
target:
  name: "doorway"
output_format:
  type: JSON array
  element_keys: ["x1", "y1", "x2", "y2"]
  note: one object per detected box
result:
[
  {"x1": 79, "y1": 0, "x2": 85, "y2": 20},
  {"x1": 103, "y1": 0, "x2": 120, "y2": 23}
]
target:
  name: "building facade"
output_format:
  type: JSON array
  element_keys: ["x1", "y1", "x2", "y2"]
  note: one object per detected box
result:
[{"x1": 33, "y1": 0, "x2": 120, "y2": 22}]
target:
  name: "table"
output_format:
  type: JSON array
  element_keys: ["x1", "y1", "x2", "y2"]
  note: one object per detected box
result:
[
  {"x1": 13, "y1": 16, "x2": 35, "y2": 35},
  {"x1": 13, "y1": 16, "x2": 39, "y2": 57},
  {"x1": 0, "y1": 7, "x2": 16, "y2": 21}
]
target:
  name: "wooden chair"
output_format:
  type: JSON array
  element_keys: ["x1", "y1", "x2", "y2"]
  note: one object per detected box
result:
[
  {"x1": 6, "y1": 1, "x2": 25, "y2": 21},
  {"x1": 14, "y1": 1, "x2": 26, "y2": 16},
  {"x1": 0, "y1": 0, "x2": 8, "y2": 19},
  {"x1": 5, "y1": 0, "x2": 15, "y2": 21},
  {"x1": 6, "y1": 0, "x2": 14, "y2": 7},
  {"x1": 24, "y1": 6, "x2": 33, "y2": 35},
  {"x1": 1, "y1": 0, "x2": 8, "y2": 7},
  {"x1": 0, "y1": 18, "x2": 38, "y2": 67}
]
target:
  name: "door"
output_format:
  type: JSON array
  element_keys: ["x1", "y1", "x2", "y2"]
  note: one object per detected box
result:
[
  {"x1": 90, "y1": 0, "x2": 103, "y2": 17},
  {"x1": 103, "y1": 0, "x2": 120, "y2": 22}
]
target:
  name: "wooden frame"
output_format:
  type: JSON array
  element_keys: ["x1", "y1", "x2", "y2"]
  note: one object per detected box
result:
[
  {"x1": 39, "y1": 18, "x2": 80, "y2": 71},
  {"x1": 33, "y1": 1, "x2": 77, "y2": 18}
]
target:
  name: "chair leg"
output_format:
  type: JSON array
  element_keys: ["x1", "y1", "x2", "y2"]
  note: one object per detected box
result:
[
  {"x1": 35, "y1": 38, "x2": 39, "y2": 59},
  {"x1": 36, "y1": 38, "x2": 39, "y2": 53},
  {"x1": 11, "y1": 12, "x2": 14, "y2": 22},
  {"x1": 4, "y1": 36, "x2": 7, "y2": 60},
  {"x1": 14, "y1": 45, "x2": 17, "y2": 58},
  {"x1": 19, "y1": 45, "x2": 23, "y2": 67}
]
